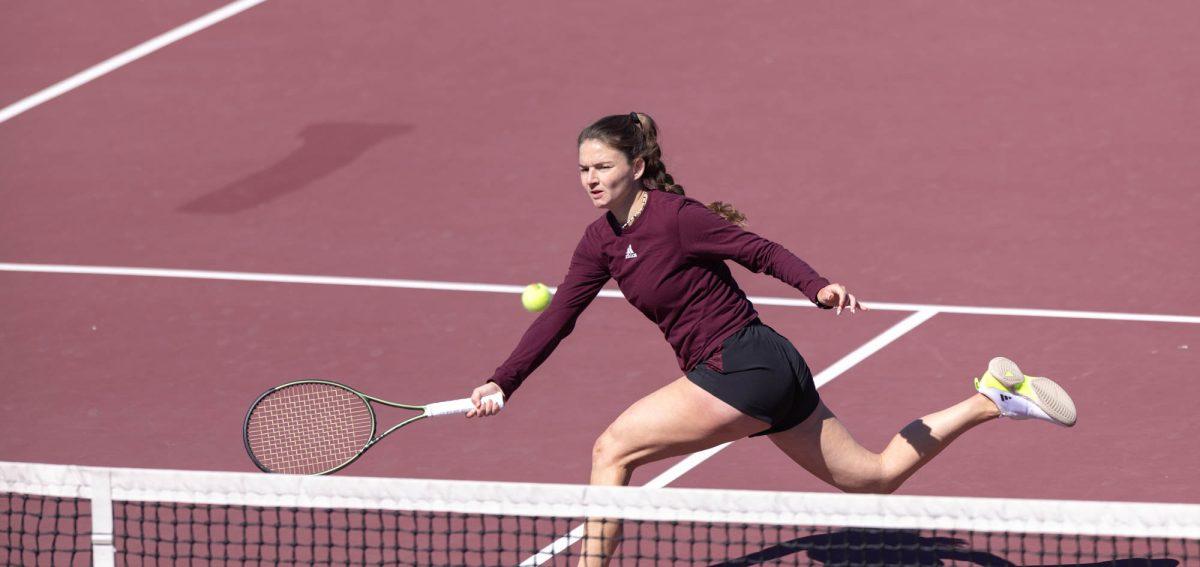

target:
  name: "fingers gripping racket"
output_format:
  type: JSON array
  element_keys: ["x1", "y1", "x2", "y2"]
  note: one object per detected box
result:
[{"x1": 243, "y1": 380, "x2": 503, "y2": 475}]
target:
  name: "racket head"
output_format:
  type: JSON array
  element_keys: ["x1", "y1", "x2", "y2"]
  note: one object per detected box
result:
[{"x1": 243, "y1": 380, "x2": 377, "y2": 475}]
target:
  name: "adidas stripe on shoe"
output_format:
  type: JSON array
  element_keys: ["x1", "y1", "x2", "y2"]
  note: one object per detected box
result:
[{"x1": 974, "y1": 356, "x2": 1077, "y2": 427}]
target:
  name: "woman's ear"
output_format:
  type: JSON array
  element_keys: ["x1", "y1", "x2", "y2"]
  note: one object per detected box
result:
[{"x1": 632, "y1": 157, "x2": 645, "y2": 180}]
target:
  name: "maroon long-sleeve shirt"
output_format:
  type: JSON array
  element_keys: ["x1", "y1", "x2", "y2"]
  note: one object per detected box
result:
[{"x1": 488, "y1": 190, "x2": 830, "y2": 399}]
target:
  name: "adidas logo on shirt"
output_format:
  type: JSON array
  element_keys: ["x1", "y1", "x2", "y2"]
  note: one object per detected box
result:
[
  {"x1": 625, "y1": 245, "x2": 637, "y2": 259},
  {"x1": 1000, "y1": 394, "x2": 1011, "y2": 401}
]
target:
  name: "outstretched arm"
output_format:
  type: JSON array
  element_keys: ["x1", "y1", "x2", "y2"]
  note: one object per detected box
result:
[
  {"x1": 467, "y1": 234, "x2": 610, "y2": 417},
  {"x1": 678, "y1": 199, "x2": 866, "y2": 313}
]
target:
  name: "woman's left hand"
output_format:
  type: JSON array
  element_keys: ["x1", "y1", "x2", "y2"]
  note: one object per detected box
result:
[{"x1": 817, "y1": 283, "x2": 867, "y2": 315}]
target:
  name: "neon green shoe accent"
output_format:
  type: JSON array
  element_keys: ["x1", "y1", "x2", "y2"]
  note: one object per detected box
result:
[
  {"x1": 975, "y1": 357, "x2": 1078, "y2": 427},
  {"x1": 978, "y1": 365, "x2": 1038, "y2": 401},
  {"x1": 976, "y1": 373, "x2": 1016, "y2": 393},
  {"x1": 987, "y1": 357, "x2": 1027, "y2": 388},
  {"x1": 1013, "y1": 379, "x2": 1036, "y2": 399}
]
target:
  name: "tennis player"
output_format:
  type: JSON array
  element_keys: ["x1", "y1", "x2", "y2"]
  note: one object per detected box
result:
[{"x1": 466, "y1": 112, "x2": 1077, "y2": 565}]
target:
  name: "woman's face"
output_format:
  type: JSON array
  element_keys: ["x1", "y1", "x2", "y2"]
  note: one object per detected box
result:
[{"x1": 578, "y1": 139, "x2": 643, "y2": 210}]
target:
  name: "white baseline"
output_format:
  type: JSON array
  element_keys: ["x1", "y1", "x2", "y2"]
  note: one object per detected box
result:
[{"x1": 0, "y1": 262, "x2": 1196, "y2": 325}]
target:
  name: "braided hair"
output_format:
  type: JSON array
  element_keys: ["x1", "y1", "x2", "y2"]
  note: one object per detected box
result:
[{"x1": 577, "y1": 112, "x2": 746, "y2": 226}]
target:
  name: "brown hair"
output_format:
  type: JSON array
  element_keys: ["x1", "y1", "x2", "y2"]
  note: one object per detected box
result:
[{"x1": 577, "y1": 112, "x2": 746, "y2": 226}]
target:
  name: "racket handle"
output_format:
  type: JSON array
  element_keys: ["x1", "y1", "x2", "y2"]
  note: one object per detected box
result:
[{"x1": 425, "y1": 393, "x2": 505, "y2": 417}]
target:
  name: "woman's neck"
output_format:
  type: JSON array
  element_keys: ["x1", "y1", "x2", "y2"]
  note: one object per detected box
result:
[{"x1": 612, "y1": 188, "x2": 648, "y2": 226}]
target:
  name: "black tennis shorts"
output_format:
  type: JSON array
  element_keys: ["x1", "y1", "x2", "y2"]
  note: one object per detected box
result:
[{"x1": 685, "y1": 321, "x2": 820, "y2": 437}]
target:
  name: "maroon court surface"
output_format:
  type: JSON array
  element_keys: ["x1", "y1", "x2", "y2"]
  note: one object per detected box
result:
[{"x1": 2, "y1": 0, "x2": 1198, "y2": 511}]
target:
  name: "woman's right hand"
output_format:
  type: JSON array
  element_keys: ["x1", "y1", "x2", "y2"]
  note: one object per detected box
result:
[
  {"x1": 817, "y1": 283, "x2": 867, "y2": 315},
  {"x1": 466, "y1": 381, "x2": 505, "y2": 418}
]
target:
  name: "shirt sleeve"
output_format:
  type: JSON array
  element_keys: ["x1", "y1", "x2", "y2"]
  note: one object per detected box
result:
[
  {"x1": 677, "y1": 199, "x2": 830, "y2": 304},
  {"x1": 487, "y1": 231, "x2": 611, "y2": 399}
]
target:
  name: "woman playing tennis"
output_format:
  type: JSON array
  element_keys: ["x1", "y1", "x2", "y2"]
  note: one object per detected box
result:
[{"x1": 466, "y1": 112, "x2": 1077, "y2": 565}]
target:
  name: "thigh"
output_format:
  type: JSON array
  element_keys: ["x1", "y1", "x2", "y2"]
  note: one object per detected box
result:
[
  {"x1": 767, "y1": 400, "x2": 883, "y2": 491},
  {"x1": 600, "y1": 376, "x2": 769, "y2": 468}
]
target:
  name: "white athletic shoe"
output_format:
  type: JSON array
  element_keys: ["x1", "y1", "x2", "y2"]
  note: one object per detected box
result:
[{"x1": 974, "y1": 357, "x2": 1077, "y2": 427}]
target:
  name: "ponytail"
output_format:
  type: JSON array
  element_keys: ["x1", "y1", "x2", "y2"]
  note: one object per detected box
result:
[{"x1": 579, "y1": 112, "x2": 747, "y2": 226}]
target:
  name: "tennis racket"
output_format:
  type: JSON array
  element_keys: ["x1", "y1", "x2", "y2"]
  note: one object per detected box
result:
[{"x1": 243, "y1": 379, "x2": 504, "y2": 475}]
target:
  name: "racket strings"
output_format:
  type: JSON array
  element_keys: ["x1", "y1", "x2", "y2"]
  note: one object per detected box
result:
[{"x1": 246, "y1": 383, "x2": 374, "y2": 474}]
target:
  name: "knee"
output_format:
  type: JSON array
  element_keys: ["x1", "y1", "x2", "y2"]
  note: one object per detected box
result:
[
  {"x1": 831, "y1": 459, "x2": 901, "y2": 495},
  {"x1": 845, "y1": 480, "x2": 900, "y2": 495},
  {"x1": 835, "y1": 474, "x2": 900, "y2": 495},
  {"x1": 591, "y1": 427, "x2": 635, "y2": 472},
  {"x1": 833, "y1": 481, "x2": 896, "y2": 495}
]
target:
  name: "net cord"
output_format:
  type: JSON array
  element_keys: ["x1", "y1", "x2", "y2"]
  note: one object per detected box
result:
[{"x1": 3, "y1": 460, "x2": 1198, "y2": 541}]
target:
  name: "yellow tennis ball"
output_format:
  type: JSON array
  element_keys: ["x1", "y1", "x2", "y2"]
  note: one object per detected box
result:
[{"x1": 521, "y1": 283, "x2": 552, "y2": 312}]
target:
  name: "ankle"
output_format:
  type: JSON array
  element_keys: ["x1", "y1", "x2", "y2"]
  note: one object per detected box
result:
[{"x1": 974, "y1": 392, "x2": 1002, "y2": 419}]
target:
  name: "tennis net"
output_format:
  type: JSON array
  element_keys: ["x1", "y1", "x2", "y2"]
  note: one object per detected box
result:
[{"x1": 2, "y1": 460, "x2": 1196, "y2": 566}]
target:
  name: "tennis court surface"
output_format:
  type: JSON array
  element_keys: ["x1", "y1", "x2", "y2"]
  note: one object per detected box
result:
[{"x1": 3, "y1": 1, "x2": 1198, "y2": 565}]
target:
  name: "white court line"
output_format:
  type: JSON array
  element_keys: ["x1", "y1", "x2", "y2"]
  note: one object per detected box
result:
[
  {"x1": 0, "y1": 262, "x2": 527, "y2": 294},
  {"x1": 0, "y1": 0, "x2": 269, "y2": 124},
  {"x1": 1, "y1": 262, "x2": 1197, "y2": 325},
  {"x1": 519, "y1": 310, "x2": 940, "y2": 566}
]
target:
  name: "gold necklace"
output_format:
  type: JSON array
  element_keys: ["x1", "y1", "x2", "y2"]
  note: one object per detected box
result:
[{"x1": 621, "y1": 191, "x2": 648, "y2": 229}]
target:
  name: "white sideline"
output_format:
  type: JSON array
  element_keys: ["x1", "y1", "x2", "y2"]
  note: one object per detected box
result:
[
  {"x1": 519, "y1": 310, "x2": 939, "y2": 565},
  {"x1": 1, "y1": 262, "x2": 1197, "y2": 324},
  {"x1": 0, "y1": 0, "x2": 269, "y2": 124}
]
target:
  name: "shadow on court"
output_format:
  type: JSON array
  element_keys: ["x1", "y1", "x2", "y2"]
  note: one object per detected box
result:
[
  {"x1": 179, "y1": 121, "x2": 410, "y2": 214},
  {"x1": 706, "y1": 528, "x2": 1180, "y2": 566}
]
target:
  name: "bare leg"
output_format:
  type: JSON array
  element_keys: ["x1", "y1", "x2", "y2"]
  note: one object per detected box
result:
[
  {"x1": 770, "y1": 394, "x2": 999, "y2": 494},
  {"x1": 581, "y1": 376, "x2": 768, "y2": 566}
]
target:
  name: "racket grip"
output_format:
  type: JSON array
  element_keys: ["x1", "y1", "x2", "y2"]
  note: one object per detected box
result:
[{"x1": 425, "y1": 393, "x2": 504, "y2": 417}]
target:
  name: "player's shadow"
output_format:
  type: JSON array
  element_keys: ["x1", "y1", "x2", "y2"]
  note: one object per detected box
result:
[
  {"x1": 898, "y1": 418, "x2": 937, "y2": 458},
  {"x1": 706, "y1": 528, "x2": 1180, "y2": 566},
  {"x1": 179, "y1": 121, "x2": 410, "y2": 214}
]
